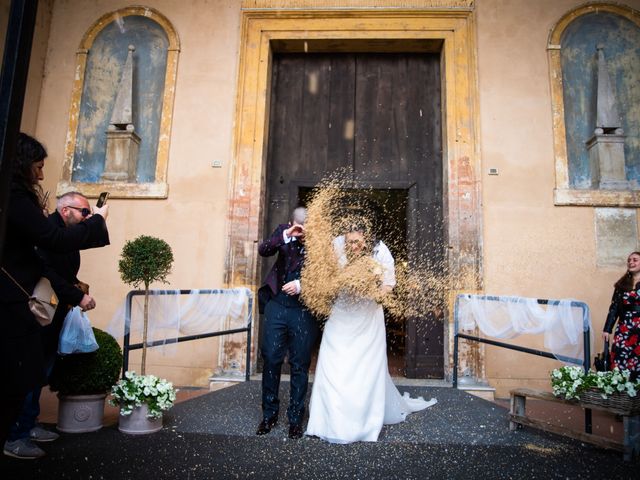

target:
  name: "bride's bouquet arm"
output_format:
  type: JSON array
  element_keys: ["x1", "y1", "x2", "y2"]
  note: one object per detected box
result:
[
  {"x1": 374, "y1": 284, "x2": 393, "y2": 304},
  {"x1": 371, "y1": 241, "x2": 396, "y2": 304}
]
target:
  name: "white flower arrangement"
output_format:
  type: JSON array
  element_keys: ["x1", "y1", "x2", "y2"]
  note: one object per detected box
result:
[
  {"x1": 591, "y1": 368, "x2": 638, "y2": 399},
  {"x1": 110, "y1": 371, "x2": 177, "y2": 419},
  {"x1": 550, "y1": 366, "x2": 585, "y2": 400},
  {"x1": 551, "y1": 366, "x2": 639, "y2": 401}
]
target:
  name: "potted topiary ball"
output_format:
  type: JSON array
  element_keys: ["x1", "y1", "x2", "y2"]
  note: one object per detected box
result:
[
  {"x1": 117, "y1": 235, "x2": 174, "y2": 434},
  {"x1": 49, "y1": 328, "x2": 123, "y2": 433},
  {"x1": 118, "y1": 235, "x2": 173, "y2": 375}
]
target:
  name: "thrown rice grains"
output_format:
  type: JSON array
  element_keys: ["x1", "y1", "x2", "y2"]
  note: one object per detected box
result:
[{"x1": 301, "y1": 174, "x2": 450, "y2": 322}]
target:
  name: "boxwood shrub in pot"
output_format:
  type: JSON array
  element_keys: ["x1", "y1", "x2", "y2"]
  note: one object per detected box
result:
[{"x1": 49, "y1": 328, "x2": 123, "y2": 432}]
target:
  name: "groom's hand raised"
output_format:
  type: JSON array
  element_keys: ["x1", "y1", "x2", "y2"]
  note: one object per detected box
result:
[{"x1": 285, "y1": 223, "x2": 305, "y2": 238}]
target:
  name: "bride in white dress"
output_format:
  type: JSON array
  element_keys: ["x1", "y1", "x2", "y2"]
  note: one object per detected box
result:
[{"x1": 305, "y1": 227, "x2": 437, "y2": 444}]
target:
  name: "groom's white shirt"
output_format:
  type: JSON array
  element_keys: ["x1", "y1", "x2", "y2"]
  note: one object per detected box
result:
[{"x1": 282, "y1": 230, "x2": 302, "y2": 294}]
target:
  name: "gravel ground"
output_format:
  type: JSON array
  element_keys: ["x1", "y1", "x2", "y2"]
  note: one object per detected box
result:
[{"x1": 1, "y1": 381, "x2": 637, "y2": 479}]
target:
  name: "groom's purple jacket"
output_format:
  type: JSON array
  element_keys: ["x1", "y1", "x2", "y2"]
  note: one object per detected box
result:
[{"x1": 257, "y1": 223, "x2": 305, "y2": 313}]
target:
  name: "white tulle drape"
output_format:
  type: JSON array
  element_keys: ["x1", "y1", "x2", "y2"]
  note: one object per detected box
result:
[
  {"x1": 107, "y1": 288, "x2": 251, "y2": 356},
  {"x1": 456, "y1": 294, "x2": 592, "y2": 364}
]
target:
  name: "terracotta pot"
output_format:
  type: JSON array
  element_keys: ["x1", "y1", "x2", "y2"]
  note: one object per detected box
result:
[
  {"x1": 118, "y1": 403, "x2": 163, "y2": 434},
  {"x1": 57, "y1": 393, "x2": 106, "y2": 433}
]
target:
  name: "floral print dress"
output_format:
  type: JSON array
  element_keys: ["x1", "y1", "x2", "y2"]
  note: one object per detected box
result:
[{"x1": 604, "y1": 284, "x2": 640, "y2": 379}]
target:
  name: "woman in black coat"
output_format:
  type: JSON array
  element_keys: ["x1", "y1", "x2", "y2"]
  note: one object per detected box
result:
[{"x1": 0, "y1": 133, "x2": 109, "y2": 445}]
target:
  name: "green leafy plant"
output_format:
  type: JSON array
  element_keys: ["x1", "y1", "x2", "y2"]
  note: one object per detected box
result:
[
  {"x1": 49, "y1": 328, "x2": 123, "y2": 395},
  {"x1": 551, "y1": 366, "x2": 640, "y2": 400},
  {"x1": 110, "y1": 371, "x2": 177, "y2": 418},
  {"x1": 118, "y1": 235, "x2": 173, "y2": 375}
]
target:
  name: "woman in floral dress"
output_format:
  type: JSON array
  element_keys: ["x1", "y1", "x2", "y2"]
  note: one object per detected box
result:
[{"x1": 603, "y1": 251, "x2": 640, "y2": 380}]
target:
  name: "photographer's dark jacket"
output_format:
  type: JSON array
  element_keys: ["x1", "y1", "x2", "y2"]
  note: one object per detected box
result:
[
  {"x1": 0, "y1": 182, "x2": 108, "y2": 392},
  {"x1": 38, "y1": 210, "x2": 110, "y2": 356}
]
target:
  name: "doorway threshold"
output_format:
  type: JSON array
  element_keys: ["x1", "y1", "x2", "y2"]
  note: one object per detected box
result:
[{"x1": 391, "y1": 377, "x2": 450, "y2": 387}]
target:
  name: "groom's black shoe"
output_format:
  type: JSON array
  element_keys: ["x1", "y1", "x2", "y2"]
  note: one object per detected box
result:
[
  {"x1": 256, "y1": 416, "x2": 278, "y2": 435},
  {"x1": 288, "y1": 424, "x2": 303, "y2": 439}
]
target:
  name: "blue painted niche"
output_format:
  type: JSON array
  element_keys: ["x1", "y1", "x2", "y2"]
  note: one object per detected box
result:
[
  {"x1": 561, "y1": 12, "x2": 640, "y2": 189},
  {"x1": 72, "y1": 16, "x2": 169, "y2": 183}
]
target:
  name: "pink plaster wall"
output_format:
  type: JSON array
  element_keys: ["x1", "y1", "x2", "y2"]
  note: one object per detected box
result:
[
  {"x1": 18, "y1": 0, "x2": 640, "y2": 393},
  {"x1": 476, "y1": 0, "x2": 640, "y2": 395},
  {"x1": 29, "y1": 0, "x2": 242, "y2": 386}
]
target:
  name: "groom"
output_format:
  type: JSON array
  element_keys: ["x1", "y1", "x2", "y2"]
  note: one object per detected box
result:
[{"x1": 256, "y1": 207, "x2": 319, "y2": 439}]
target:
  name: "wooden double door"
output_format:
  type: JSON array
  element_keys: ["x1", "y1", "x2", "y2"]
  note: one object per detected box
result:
[{"x1": 262, "y1": 52, "x2": 444, "y2": 378}]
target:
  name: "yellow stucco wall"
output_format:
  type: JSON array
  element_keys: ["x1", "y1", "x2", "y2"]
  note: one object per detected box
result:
[
  {"x1": 29, "y1": 0, "x2": 241, "y2": 385},
  {"x1": 18, "y1": 0, "x2": 640, "y2": 393},
  {"x1": 476, "y1": 0, "x2": 640, "y2": 396}
]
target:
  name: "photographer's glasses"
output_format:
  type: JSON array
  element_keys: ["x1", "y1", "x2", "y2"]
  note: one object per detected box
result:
[{"x1": 67, "y1": 206, "x2": 91, "y2": 217}]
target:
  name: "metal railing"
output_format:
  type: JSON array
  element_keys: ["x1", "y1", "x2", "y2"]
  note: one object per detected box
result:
[
  {"x1": 452, "y1": 294, "x2": 593, "y2": 432},
  {"x1": 122, "y1": 288, "x2": 253, "y2": 381}
]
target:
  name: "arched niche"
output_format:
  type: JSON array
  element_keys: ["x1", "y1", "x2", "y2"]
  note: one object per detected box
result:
[
  {"x1": 548, "y1": 2, "x2": 640, "y2": 206},
  {"x1": 58, "y1": 6, "x2": 180, "y2": 199}
]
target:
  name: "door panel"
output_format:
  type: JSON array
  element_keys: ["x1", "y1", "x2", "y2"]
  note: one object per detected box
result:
[{"x1": 263, "y1": 52, "x2": 443, "y2": 378}]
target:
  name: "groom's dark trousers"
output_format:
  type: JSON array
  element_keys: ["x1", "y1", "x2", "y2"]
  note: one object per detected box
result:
[{"x1": 258, "y1": 224, "x2": 319, "y2": 426}]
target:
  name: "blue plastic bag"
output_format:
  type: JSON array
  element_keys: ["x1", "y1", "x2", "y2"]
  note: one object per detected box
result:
[{"x1": 58, "y1": 306, "x2": 99, "y2": 355}]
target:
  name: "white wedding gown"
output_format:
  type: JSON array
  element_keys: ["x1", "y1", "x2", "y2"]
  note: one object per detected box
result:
[{"x1": 305, "y1": 238, "x2": 437, "y2": 444}]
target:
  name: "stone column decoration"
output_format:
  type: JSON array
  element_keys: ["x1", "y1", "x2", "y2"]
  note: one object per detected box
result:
[
  {"x1": 102, "y1": 45, "x2": 140, "y2": 183},
  {"x1": 586, "y1": 44, "x2": 629, "y2": 190}
]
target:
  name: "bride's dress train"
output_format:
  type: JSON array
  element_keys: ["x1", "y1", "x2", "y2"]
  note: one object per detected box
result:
[{"x1": 305, "y1": 241, "x2": 437, "y2": 444}]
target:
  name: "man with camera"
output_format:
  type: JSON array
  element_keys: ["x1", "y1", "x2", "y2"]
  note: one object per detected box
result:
[{"x1": 4, "y1": 192, "x2": 109, "y2": 459}]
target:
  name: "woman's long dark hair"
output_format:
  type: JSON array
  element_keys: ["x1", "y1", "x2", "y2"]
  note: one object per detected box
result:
[
  {"x1": 614, "y1": 251, "x2": 640, "y2": 291},
  {"x1": 13, "y1": 132, "x2": 47, "y2": 208}
]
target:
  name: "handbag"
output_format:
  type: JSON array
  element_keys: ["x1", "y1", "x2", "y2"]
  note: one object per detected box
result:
[
  {"x1": 594, "y1": 339, "x2": 610, "y2": 372},
  {"x1": 1, "y1": 267, "x2": 58, "y2": 326}
]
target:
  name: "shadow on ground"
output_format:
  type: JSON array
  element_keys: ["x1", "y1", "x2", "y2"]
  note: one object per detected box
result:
[{"x1": 1, "y1": 381, "x2": 637, "y2": 479}]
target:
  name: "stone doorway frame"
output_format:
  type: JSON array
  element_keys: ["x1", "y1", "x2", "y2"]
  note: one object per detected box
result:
[{"x1": 222, "y1": 2, "x2": 483, "y2": 381}]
